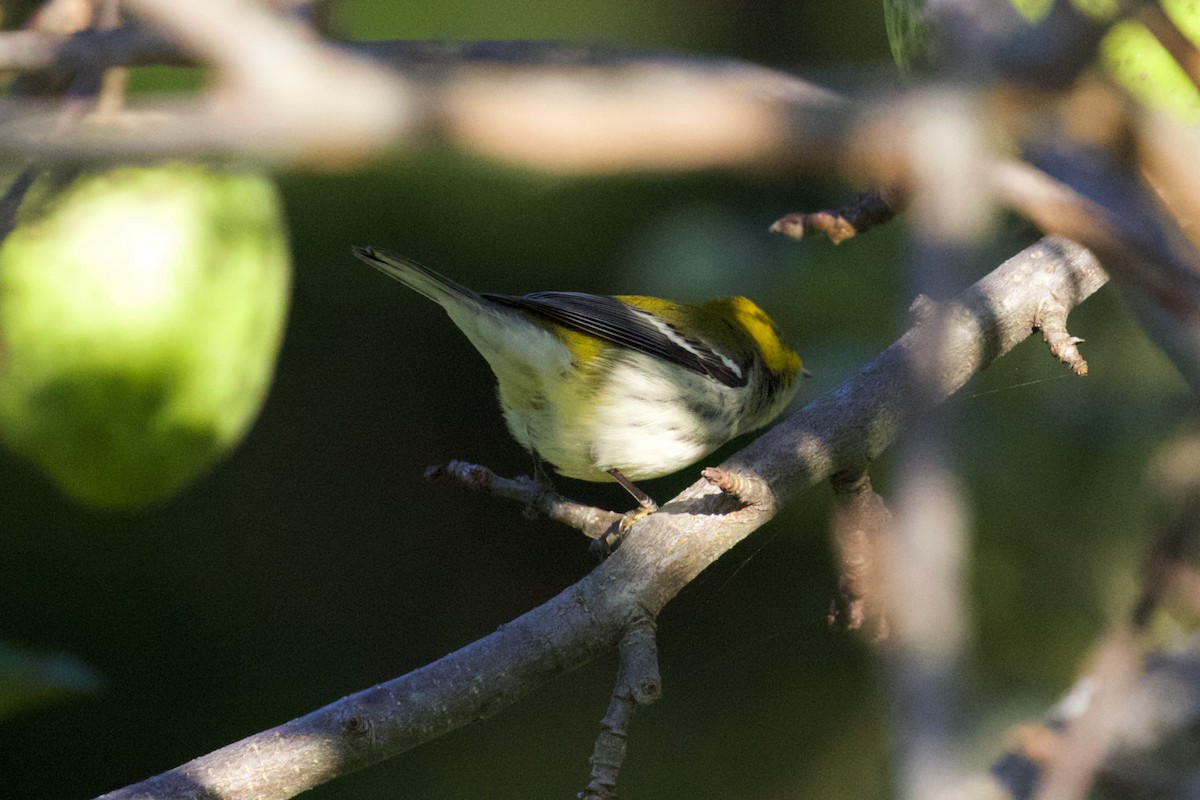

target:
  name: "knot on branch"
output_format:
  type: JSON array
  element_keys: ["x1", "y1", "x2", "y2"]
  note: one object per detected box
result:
[
  {"x1": 701, "y1": 466, "x2": 774, "y2": 511},
  {"x1": 1034, "y1": 298, "x2": 1089, "y2": 376},
  {"x1": 338, "y1": 707, "x2": 376, "y2": 745},
  {"x1": 908, "y1": 293, "x2": 940, "y2": 324},
  {"x1": 425, "y1": 459, "x2": 500, "y2": 488},
  {"x1": 769, "y1": 186, "x2": 903, "y2": 245}
]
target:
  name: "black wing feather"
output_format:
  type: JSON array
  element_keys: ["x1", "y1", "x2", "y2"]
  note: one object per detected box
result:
[{"x1": 484, "y1": 291, "x2": 747, "y2": 388}]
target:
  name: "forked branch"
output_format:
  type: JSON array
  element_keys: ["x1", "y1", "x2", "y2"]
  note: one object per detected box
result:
[{"x1": 95, "y1": 235, "x2": 1107, "y2": 800}]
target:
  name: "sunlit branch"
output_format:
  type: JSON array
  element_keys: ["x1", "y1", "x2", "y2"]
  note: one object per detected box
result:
[{"x1": 94, "y1": 236, "x2": 1107, "y2": 800}]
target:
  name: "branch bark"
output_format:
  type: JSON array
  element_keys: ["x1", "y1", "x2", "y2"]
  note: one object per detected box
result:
[{"x1": 94, "y1": 235, "x2": 1108, "y2": 800}]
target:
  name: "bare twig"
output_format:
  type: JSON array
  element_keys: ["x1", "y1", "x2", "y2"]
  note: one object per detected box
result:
[
  {"x1": 827, "y1": 469, "x2": 892, "y2": 640},
  {"x1": 1034, "y1": 299, "x2": 1089, "y2": 376},
  {"x1": 699, "y1": 466, "x2": 773, "y2": 510},
  {"x1": 579, "y1": 618, "x2": 660, "y2": 799},
  {"x1": 769, "y1": 185, "x2": 904, "y2": 244},
  {"x1": 425, "y1": 460, "x2": 624, "y2": 542}
]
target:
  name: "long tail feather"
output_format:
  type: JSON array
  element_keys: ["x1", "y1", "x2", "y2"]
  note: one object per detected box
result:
[{"x1": 351, "y1": 246, "x2": 482, "y2": 308}]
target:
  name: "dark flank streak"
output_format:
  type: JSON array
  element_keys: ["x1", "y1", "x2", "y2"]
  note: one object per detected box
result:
[{"x1": 686, "y1": 399, "x2": 724, "y2": 423}]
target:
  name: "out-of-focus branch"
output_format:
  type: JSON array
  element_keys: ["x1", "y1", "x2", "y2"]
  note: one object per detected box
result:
[
  {"x1": 0, "y1": 25, "x2": 181, "y2": 73},
  {"x1": 1139, "y1": 2, "x2": 1200, "y2": 95},
  {"x1": 0, "y1": 28, "x2": 850, "y2": 171},
  {"x1": 1032, "y1": 630, "x2": 1144, "y2": 800},
  {"x1": 881, "y1": 88, "x2": 992, "y2": 800},
  {"x1": 770, "y1": 186, "x2": 904, "y2": 244},
  {"x1": 1135, "y1": 423, "x2": 1200, "y2": 627},
  {"x1": 968, "y1": 422, "x2": 1200, "y2": 800},
  {"x1": 991, "y1": 157, "x2": 1200, "y2": 393},
  {"x1": 987, "y1": 0, "x2": 1111, "y2": 89},
  {"x1": 975, "y1": 635, "x2": 1200, "y2": 800},
  {"x1": 1140, "y1": 117, "x2": 1200, "y2": 243},
  {"x1": 94, "y1": 236, "x2": 1107, "y2": 800},
  {"x1": 0, "y1": 0, "x2": 418, "y2": 167}
]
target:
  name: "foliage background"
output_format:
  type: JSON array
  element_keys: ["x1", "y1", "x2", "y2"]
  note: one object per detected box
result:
[{"x1": 0, "y1": 1, "x2": 1188, "y2": 797}]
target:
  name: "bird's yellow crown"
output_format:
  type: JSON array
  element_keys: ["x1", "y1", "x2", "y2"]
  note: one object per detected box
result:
[{"x1": 706, "y1": 295, "x2": 801, "y2": 378}]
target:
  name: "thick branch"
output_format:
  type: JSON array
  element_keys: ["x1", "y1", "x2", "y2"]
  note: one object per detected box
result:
[
  {"x1": 0, "y1": 20, "x2": 849, "y2": 170},
  {"x1": 94, "y1": 236, "x2": 1107, "y2": 800}
]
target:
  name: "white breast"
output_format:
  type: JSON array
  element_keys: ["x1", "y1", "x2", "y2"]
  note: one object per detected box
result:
[
  {"x1": 450, "y1": 307, "x2": 748, "y2": 483},
  {"x1": 522, "y1": 354, "x2": 741, "y2": 482}
]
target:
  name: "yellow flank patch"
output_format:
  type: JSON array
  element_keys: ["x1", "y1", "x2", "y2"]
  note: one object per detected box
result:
[{"x1": 554, "y1": 326, "x2": 607, "y2": 368}]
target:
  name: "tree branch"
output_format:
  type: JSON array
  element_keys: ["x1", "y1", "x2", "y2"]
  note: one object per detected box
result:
[
  {"x1": 769, "y1": 186, "x2": 905, "y2": 245},
  {"x1": 424, "y1": 460, "x2": 624, "y2": 543},
  {"x1": 93, "y1": 235, "x2": 1107, "y2": 800},
  {"x1": 579, "y1": 617, "x2": 660, "y2": 799}
]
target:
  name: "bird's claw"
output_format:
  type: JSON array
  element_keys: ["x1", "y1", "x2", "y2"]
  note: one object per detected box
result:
[
  {"x1": 588, "y1": 502, "x2": 659, "y2": 559},
  {"x1": 618, "y1": 502, "x2": 658, "y2": 534}
]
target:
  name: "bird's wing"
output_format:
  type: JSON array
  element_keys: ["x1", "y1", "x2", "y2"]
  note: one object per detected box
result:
[{"x1": 485, "y1": 291, "x2": 748, "y2": 388}]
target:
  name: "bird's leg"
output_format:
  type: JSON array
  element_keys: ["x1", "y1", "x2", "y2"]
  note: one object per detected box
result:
[
  {"x1": 530, "y1": 451, "x2": 556, "y2": 492},
  {"x1": 606, "y1": 467, "x2": 658, "y2": 534}
]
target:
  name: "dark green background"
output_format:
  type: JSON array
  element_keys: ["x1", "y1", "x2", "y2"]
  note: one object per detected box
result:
[{"x1": 0, "y1": 1, "x2": 1189, "y2": 798}]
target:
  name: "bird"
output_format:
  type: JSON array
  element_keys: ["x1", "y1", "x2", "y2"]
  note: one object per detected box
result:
[{"x1": 351, "y1": 245, "x2": 803, "y2": 520}]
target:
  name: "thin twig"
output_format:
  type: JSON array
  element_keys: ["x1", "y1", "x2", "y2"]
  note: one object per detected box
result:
[
  {"x1": 579, "y1": 618, "x2": 660, "y2": 799},
  {"x1": 827, "y1": 469, "x2": 892, "y2": 640},
  {"x1": 425, "y1": 461, "x2": 624, "y2": 542},
  {"x1": 769, "y1": 185, "x2": 905, "y2": 244},
  {"x1": 1034, "y1": 299, "x2": 1089, "y2": 376}
]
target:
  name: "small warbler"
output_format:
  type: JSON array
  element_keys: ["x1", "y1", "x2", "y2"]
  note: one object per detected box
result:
[{"x1": 352, "y1": 246, "x2": 803, "y2": 514}]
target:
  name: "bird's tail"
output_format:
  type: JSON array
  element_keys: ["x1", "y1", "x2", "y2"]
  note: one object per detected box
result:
[{"x1": 351, "y1": 246, "x2": 484, "y2": 309}]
